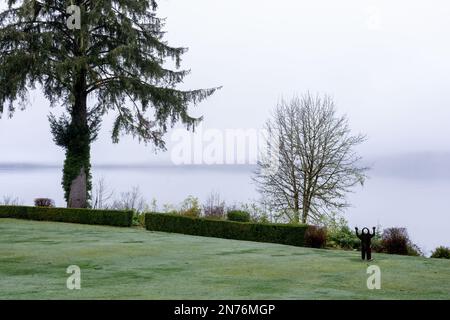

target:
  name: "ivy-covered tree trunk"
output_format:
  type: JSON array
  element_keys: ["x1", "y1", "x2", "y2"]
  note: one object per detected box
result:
[{"x1": 63, "y1": 70, "x2": 91, "y2": 208}]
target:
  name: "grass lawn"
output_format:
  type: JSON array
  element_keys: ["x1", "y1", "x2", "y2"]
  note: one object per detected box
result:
[{"x1": 0, "y1": 218, "x2": 449, "y2": 299}]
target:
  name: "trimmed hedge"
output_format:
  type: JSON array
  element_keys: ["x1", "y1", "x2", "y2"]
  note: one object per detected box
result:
[
  {"x1": 145, "y1": 212, "x2": 308, "y2": 247},
  {"x1": 0, "y1": 205, "x2": 133, "y2": 227}
]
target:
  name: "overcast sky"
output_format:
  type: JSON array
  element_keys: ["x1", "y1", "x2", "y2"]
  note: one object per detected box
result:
[{"x1": 1, "y1": 0, "x2": 450, "y2": 165}]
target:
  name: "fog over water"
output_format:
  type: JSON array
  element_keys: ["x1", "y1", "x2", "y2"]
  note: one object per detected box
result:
[
  {"x1": 1, "y1": 152, "x2": 449, "y2": 255},
  {"x1": 1, "y1": 0, "x2": 450, "y2": 254}
]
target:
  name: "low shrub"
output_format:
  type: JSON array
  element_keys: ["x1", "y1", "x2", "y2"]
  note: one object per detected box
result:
[
  {"x1": 203, "y1": 207, "x2": 225, "y2": 219},
  {"x1": 430, "y1": 246, "x2": 450, "y2": 259},
  {"x1": 371, "y1": 238, "x2": 384, "y2": 253},
  {"x1": 382, "y1": 228, "x2": 409, "y2": 255},
  {"x1": 180, "y1": 207, "x2": 202, "y2": 218},
  {"x1": 34, "y1": 198, "x2": 55, "y2": 207},
  {"x1": 304, "y1": 226, "x2": 327, "y2": 248},
  {"x1": 0, "y1": 205, "x2": 133, "y2": 227},
  {"x1": 235, "y1": 203, "x2": 270, "y2": 223},
  {"x1": 132, "y1": 212, "x2": 146, "y2": 227},
  {"x1": 327, "y1": 225, "x2": 360, "y2": 250},
  {"x1": 407, "y1": 243, "x2": 423, "y2": 257},
  {"x1": 203, "y1": 192, "x2": 225, "y2": 219},
  {"x1": 227, "y1": 210, "x2": 250, "y2": 222},
  {"x1": 381, "y1": 227, "x2": 422, "y2": 256},
  {"x1": 145, "y1": 212, "x2": 309, "y2": 247},
  {"x1": 179, "y1": 196, "x2": 202, "y2": 218}
]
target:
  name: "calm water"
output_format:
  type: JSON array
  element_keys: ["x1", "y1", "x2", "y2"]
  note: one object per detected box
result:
[{"x1": 0, "y1": 164, "x2": 448, "y2": 255}]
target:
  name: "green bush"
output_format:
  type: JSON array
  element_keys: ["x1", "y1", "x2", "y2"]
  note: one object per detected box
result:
[
  {"x1": 326, "y1": 222, "x2": 385, "y2": 252},
  {"x1": 371, "y1": 238, "x2": 384, "y2": 253},
  {"x1": 327, "y1": 225, "x2": 360, "y2": 250},
  {"x1": 132, "y1": 212, "x2": 147, "y2": 227},
  {"x1": 430, "y1": 246, "x2": 450, "y2": 259},
  {"x1": 227, "y1": 210, "x2": 250, "y2": 222},
  {"x1": 178, "y1": 196, "x2": 202, "y2": 218},
  {"x1": 0, "y1": 205, "x2": 133, "y2": 227},
  {"x1": 145, "y1": 212, "x2": 308, "y2": 247},
  {"x1": 180, "y1": 207, "x2": 202, "y2": 218}
]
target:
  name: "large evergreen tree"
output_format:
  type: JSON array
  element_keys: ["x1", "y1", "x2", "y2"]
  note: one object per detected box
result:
[{"x1": 0, "y1": 0, "x2": 218, "y2": 207}]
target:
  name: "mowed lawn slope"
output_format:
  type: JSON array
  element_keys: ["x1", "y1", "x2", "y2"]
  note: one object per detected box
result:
[{"x1": 0, "y1": 219, "x2": 449, "y2": 299}]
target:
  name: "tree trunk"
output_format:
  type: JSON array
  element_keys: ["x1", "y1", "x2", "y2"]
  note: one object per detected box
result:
[
  {"x1": 64, "y1": 70, "x2": 91, "y2": 208},
  {"x1": 293, "y1": 191, "x2": 300, "y2": 223},
  {"x1": 302, "y1": 195, "x2": 309, "y2": 224},
  {"x1": 68, "y1": 166, "x2": 87, "y2": 208}
]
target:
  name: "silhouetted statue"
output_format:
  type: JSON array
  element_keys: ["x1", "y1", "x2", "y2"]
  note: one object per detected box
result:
[{"x1": 355, "y1": 227, "x2": 376, "y2": 261}]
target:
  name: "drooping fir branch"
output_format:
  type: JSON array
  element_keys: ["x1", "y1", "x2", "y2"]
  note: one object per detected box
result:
[
  {"x1": 0, "y1": 1, "x2": 220, "y2": 205},
  {"x1": 0, "y1": 0, "x2": 219, "y2": 144}
]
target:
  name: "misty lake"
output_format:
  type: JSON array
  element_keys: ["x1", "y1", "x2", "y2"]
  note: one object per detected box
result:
[{"x1": 0, "y1": 164, "x2": 449, "y2": 255}]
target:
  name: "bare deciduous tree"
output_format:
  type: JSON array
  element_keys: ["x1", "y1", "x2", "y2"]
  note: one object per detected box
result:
[
  {"x1": 111, "y1": 186, "x2": 147, "y2": 213},
  {"x1": 254, "y1": 94, "x2": 369, "y2": 224},
  {"x1": 0, "y1": 195, "x2": 21, "y2": 206},
  {"x1": 92, "y1": 177, "x2": 114, "y2": 209}
]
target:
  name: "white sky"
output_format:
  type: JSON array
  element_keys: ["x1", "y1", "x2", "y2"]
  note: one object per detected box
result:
[{"x1": 1, "y1": 0, "x2": 450, "y2": 164}]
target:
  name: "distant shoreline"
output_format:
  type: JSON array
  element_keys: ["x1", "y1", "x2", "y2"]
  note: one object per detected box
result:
[{"x1": 0, "y1": 162, "x2": 258, "y2": 171}]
